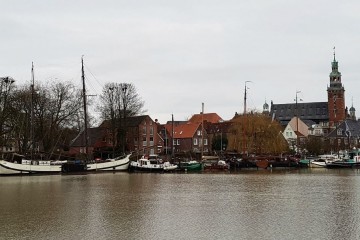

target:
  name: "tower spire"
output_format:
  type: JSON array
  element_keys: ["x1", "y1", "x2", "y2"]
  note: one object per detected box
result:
[{"x1": 333, "y1": 46, "x2": 336, "y2": 61}]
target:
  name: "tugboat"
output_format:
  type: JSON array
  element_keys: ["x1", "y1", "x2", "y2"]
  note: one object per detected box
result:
[{"x1": 129, "y1": 155, "x2": 177, "y2": 172}]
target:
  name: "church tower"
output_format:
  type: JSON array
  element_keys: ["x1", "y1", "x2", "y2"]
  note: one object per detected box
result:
[{"x1": 327, "y1": 49, "x2": 345, "y2": 127}]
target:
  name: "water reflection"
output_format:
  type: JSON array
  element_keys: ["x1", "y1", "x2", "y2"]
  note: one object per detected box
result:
[{"x1": 1, "y1": 170, "x2": 360, "y2": 239}]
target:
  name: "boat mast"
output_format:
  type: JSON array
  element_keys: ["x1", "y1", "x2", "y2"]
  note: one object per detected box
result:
[
  {"x1": 30, "y1": 62, "x2": 35, "y2": 160},
  {"x1": 81, "y1": 57, "x2": 89, "y2": 162}
]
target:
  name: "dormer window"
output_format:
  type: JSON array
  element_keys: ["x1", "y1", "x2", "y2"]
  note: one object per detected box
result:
[{"x1": 337, "y1": 128, "x2": 342, "y2": 136}]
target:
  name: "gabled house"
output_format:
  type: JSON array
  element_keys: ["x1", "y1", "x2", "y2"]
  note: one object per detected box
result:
[
  {"x1": 170, "y1": 122, "x2": 209, "y2": 155},
  {"x1": 282, "y1": 117, "x2": 309, "y2": 152},
  {"x1": 100, "y1": 115, "x2": 161, "y2": 156},
  {"x1": 326, "y1": 119, "x2": 360, "y2": 151}
]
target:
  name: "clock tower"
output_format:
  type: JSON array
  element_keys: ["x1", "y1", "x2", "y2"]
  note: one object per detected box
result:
[{"x1": 327, "y1": 49, "x2": 345, "y2": 127}]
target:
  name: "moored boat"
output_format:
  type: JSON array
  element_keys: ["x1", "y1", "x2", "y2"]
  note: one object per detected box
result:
[
  {"x1": 326, "y1": 152, "x2": 360, "y2": 169},
  {"x1": 178, "y1": 160, "x2": 203, "y2": 172},
  {"x1": 86, "y1": 154, "x2": 131, "y2": 171},
  {"x1": 255, "y1": 159, "x2": 269, "y2": 169},
  {"x1": 129, "y1": 155, "x2": 177, "y2": 172},
  {"x1": 0, "y1": 159, "x2": 63, "y2": 175},
  {"x1": 310, "y1": 154, "x2": 340, "y2": 168},
  {"x1": 203, "y1": 160, "x2": 229, "y2": 171}
]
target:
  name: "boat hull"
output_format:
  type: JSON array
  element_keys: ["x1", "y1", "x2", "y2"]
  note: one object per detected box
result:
[
  {"x1": 86, "y1": 154, "x2": 131, "y2": 171},
  {"x1": 310, "y1": 162, "x2": 327, "y2": 168},
  {"x1": 128, "y1": 165, "x2": 166, "y2": 173},
  {"x1": 326, "y1": 161, "x2": 360, "y2": 169},
  {"x1": 0, "y1": 160, "x2": 62, "y2": 175},
  {"x1": 179, "y1": 162, "x2": 203, "y2": 171}
]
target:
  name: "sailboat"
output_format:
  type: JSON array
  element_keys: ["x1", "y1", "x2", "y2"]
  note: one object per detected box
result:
[
  {"x1": 80, "y1": 57, "x2": 130, "y2": 172},
  {"x1": 0, "y1": 63, "x2": 63, "y2": 175}
]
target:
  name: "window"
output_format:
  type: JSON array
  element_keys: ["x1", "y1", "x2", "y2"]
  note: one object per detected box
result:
[
  {"x1": 150, "y1": 137, "x2": 154, "y2": 146},
  {"x1": 149, "y1": 126, "x2": 154, "y2": 135},
  {"x1": 337, "y1": 129, "x2": 342, "y2": 136},
  {"x1": 143, "y1": 126, "x2": 147, "y2": 135},
  {"x1": 197, "y1": 130, "x2": 201, "y2": 136},
  {"x1": 177, "y1": 139, "x2": 180, "y2": 145},
  {"x1": 143, "y1": 137, "x2": 147, "y2": 146},
  {"x1": 173, "y1": 139, "x2": 176, "y2": 145},
  {"x1": 193, "y1": 138, "x2": 198, "y2": 145},
  {"x1": 204, "y1": 139, "x2": 208, "y2": 146}
]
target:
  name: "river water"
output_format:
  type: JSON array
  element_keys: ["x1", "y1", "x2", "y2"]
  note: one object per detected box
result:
[{"x1": 1, "y1": 168, "x2": 360, "y2": 240}]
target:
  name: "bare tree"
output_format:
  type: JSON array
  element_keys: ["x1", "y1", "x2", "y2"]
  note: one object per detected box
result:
[
  {"x1": 9, "y1": 81, "x2": 83, "y2": 156},
  {"x1": 99, "y1": 82, "x2": 145, "y2": 154},
  {"x1": 0, "y1": 77, "x2": 16, "y2": 151}
]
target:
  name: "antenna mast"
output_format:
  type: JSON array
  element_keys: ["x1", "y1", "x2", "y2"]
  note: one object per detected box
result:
[{"x1": 243, "y1": 81, "x2": 251, "y2": 157}]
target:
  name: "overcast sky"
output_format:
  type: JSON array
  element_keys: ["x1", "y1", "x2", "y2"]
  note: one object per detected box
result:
[{"x1": 2, "y1": 0, "x2": 360, "y2": 124}]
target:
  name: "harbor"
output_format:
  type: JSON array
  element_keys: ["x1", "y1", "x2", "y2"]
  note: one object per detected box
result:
[{"x1": 1, "y1": 168, "x2": 360, "y2": 240}]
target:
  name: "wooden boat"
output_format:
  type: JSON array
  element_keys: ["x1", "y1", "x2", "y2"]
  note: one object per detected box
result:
[
  {"x1": 0, "y1": 159, "x2": 63, "y2": 175},
  {"x1": 86, "y1": 154, "x2": 131, "y2": 172}
]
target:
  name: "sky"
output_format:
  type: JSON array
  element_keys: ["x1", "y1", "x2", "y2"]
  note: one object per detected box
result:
[{"x1": 1, "y1": 0, "x2": 360, "y2": 124}]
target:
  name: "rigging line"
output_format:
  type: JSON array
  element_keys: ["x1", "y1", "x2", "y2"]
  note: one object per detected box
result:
[
  {"x1": 84, "y1": 63, "x2": 103, "y2": 93},
  {"x1": 49, "y1": 130, "x2": 64, "y2": 160}
]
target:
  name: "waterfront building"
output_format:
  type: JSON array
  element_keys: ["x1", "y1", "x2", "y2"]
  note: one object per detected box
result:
[
  {"x1": 270, "y1": 52, "x2": 348, "y2": 133},
  {"x1": 70, "y1": 115, "x2": 161, "y2": 159}
]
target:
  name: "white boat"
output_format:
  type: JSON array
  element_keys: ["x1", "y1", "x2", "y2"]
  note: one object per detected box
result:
[
  {"x1": 310, "y1": 154, "x2": 339, "y2": 168},
  {"x1": 0, "y1": 159, "x2": 63, "y2": 175},
  {"x1": 129, "y1": 155, "x2": 177, "y2": 172},
  {"x1": 86, "y1": 154, "x2": 131, "y2": 171}
]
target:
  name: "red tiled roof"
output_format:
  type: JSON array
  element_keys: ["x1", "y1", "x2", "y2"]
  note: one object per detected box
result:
[
  {"x1": 188, "y1": 113, "x2": 223, "y2": 124},
  {"x1": 174, "y1": 123, "x2": 200, "y2": 138},
  {"x1": 164, "y1": 122, "x2": 200, "y2": 139}
]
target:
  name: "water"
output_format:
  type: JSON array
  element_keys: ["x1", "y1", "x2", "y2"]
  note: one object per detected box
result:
[{"x1": 1, "y1": 169, "x2": 360, "y2": 240}]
